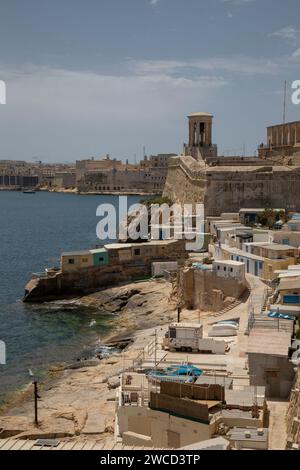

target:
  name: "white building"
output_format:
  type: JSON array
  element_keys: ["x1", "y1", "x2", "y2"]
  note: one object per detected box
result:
[{"x1": 212, "y1": 260, "x2": 245, "y2": 282}]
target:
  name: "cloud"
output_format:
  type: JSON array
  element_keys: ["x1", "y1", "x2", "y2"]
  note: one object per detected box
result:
[
  {"x1": 227, "y1": 12, "x2": 233, "y2": 18},
  {"x1": 150, "y1": 0, "x2": 159, "y2": 6},
  {"x1": 292, "y1": 48, "x2": 300, "y2": 58},
  {"x1": 0, "y1": 63, "x2": 228, "y2": 160},
  {"x1": 221, "y1": 0, "x2": 256, "y2": 6},
  {"x1": 134, "y1": 56, "x2": 280, "y2": 76},
  {"x1": 271, "y1": 26, "x2": 300, "y2": 46}
]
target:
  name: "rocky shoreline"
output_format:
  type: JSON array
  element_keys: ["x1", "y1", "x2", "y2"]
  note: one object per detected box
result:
[{"x1": 0, "y1": 279, "x2": 179, "y2": 443}]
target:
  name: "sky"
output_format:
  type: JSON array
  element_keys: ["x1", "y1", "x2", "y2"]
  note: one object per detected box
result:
[{"x1": 0, "y1": 0, "x2": 299, "y2": 162}]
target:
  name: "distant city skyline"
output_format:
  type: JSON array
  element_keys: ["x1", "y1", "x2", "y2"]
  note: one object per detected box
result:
[{"x1": 0, "y1": 0, "x2": 299, "y2": 162}]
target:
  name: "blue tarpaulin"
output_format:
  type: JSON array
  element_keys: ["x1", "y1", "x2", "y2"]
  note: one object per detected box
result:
[{"x1": 267, "y1": 311, "x2": 295, "y2": 321}]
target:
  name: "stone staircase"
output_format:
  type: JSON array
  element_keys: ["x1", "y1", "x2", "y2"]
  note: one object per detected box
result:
[
  {"x1": 212, "y1": 298, "x2": 242, "y2": 318},
  {"x1": 212, "y1": 288, "x2": 250, "y2": 318}
]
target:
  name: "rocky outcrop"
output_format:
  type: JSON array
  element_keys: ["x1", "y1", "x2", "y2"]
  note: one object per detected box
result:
[
  {"x1": 0, "y1": 280, "x2": 176, "y2": 445},
  {"x1": 78, "y1": 280, "x2": 177, "y2": 332}
]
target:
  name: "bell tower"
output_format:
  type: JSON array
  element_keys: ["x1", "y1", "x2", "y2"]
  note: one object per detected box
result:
[
  {"x1": 184, "y1": 112, "x2": 217, "y2": 161},
  {"x1": 188, "y1": 112, "x2": 213, "y2": 148}
]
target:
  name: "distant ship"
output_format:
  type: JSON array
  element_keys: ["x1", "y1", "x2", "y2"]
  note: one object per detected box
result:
[{"x1": 23, "y1": 189, "x2": 36, "y2": 194}]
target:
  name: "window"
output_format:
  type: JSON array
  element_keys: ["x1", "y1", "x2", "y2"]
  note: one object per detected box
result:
[
  {"x1": 99, "y1": 257, "x2": 104, "y2": 262},
  {"x1": 224, "y1": 267, "x2": 227, "y2": 271},
  {"x1": 134, "y1": 248, "x2": 141, "y2": 256},
  {"x1": 169, "y1": 328, "x2": 176, "y2": 338},
  {"x1": 82, "y1": 258, "x2": 88, "y2": 263},
  {"x1": 283, "y1": 295, "x2": 300, "y2": 304},
  {"x1": 230, "y1": 268, "x2": 233, "y2": 272},
  {"x1": 68, "y1": 259, "x2": 75, "y2": 264}
]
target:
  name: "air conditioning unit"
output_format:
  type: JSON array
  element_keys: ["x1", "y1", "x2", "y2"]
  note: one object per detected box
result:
[{"x1": 244, "y1": 431, "x2": 251, "y2": 439}]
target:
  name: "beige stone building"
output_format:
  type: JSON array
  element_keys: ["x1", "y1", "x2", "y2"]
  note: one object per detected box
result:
[
  {"x1": 76, "y1": 153, "x2": 175, "y2": 194},
  {"x1": 164, "y1": 113, "x2": 300, "y2": 215},
  {"x1": 259, "y1": 121, "x2": 300, "y2": 160},
  {"x1": 117, "y1": 373, "x2": 267, "y2": 449},
  {"x1": 184, "y1": 112, "x2": 217, "y2": 160}
]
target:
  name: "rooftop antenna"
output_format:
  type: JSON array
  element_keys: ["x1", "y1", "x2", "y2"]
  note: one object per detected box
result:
[
  {"x1": 143, "y1": 146, "x2": 146, "y2": 159},
  {"x1": 283, "y1": 80, "x2": 287, "y2": 124}
]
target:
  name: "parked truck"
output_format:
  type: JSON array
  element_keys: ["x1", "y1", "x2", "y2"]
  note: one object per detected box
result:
[{"x1": 162, "y1": 323, "x2": 227, "y2": 354}]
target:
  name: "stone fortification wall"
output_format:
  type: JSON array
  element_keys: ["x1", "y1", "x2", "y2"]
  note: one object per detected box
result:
[
  {"x1": 163, "y1": 156, "x2": 207, "y2": 208},
  {"x1": 163, "y1": 155, "x2": 300, "y2": 216}
]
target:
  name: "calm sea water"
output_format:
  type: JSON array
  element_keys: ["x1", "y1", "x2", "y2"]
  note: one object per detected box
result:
[{"x1": 0, "y1": 191, "x2": 142, "y2": 405}]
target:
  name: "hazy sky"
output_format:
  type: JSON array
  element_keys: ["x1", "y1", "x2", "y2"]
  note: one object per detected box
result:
[{"x1": 0, "y1": 0, "x2": 299, "y2": 162}]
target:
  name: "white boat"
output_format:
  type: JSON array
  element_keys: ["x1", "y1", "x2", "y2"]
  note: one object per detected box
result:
[
  {"x1": 208, "y1": 323, "x2": 238, "y2": 337},
  {"x1": 216, "y1": 320, "x2": 239, "y2": 328}
]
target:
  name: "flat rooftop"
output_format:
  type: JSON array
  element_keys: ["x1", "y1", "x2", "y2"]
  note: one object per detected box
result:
[
  {"x1": 270, "y1": 304, "x2": 300, "y2": 314},
  {"x1": 276, "y1": 271, "x2": 300, "y2": 278},
  {"x1": 225, "y1": 387, "x2": 266, "y2": 408},
  {"x1": 268, "y1": 120, "x2": 300, "y2": 128},
  {"x1": 247, "y1": 329, "x2": 292, "y2": 357},
  {"x1": 180, "y1": 437, "x2": 230, "y2": 451},
  {"x1": 213, "y1": 260, "x2": 244, "y2": 267},
  {"x1": 245, "y1": 242, "x2": 296, "y2": 251},
  {"x1": 239, "y1": 208, "x2": 266, "y2": 213},
  {"x1": 61, "y1": 250, "x2": 91, "y2": 257},
  {"x1": 195, "y1": 376, "x2": 233, "y2": 389},
  {"x1": 278, "y1": 278, "x2": 300, "y2": 290},
  {"x1": 260, "y1": 243, "x2": 297, "y2": 251},
  {"x1": 227, "y1": 427, "x2": 268, "y2": 443},
  {"x1": 170, "y1": 322, "x2": 203, "y2": 329},
  {"x1": 89, "y1": 248, "x2": 107, "y2": 254},
  {"x1": 221, "y1": 244, "x2": 264, "y2": 262},
  {"x1": 105, "y1": 243, "x2": 133, "y2": 250}
]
